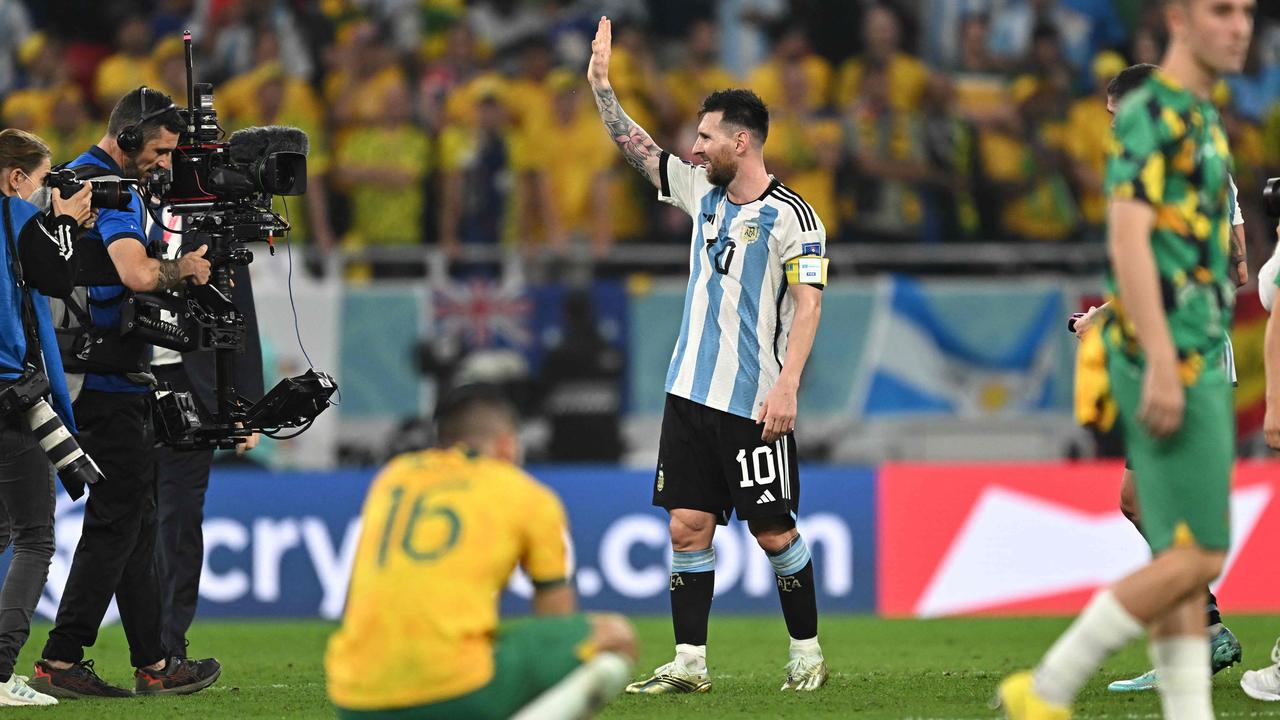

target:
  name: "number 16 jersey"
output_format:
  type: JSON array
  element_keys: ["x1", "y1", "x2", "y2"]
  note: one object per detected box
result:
[
  {"x1": 325, "y1": 447, "x2": 572, "y2": 710},
  {"x1": 658, "y1": 152, "x2": 828, "y2": 421}
]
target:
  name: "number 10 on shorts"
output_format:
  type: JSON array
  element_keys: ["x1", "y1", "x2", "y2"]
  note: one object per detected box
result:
[{"x1": 737, "y1": 446, "x2": 777, "y2": 487}]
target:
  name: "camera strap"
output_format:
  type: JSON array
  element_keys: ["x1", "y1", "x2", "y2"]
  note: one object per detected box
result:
[{"x1": 3, "y1": 197, "x2": 44, "y2": 372}]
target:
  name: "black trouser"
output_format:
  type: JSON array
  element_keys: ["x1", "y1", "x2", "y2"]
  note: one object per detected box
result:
[
  {"x1": 152, "y1": 363, "x2": 213, "y2": 657},
  {"x1": 0, "y1": 412, "x2": 55, "y2": 680},
  {"x1": 42, "y1": 390, "x2": 165, "y2": 668}
]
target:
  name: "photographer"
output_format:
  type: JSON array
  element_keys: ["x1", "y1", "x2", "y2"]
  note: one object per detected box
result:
[
  {"x1": 31, "y1": 87, "x2": 221, "y2": 699},
  {"x1": 0, "y1": 128, "x2": 91, "y2": 706}
]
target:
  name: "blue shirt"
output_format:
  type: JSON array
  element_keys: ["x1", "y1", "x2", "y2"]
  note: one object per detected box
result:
[
  {"x1": 0, "y1": 196, "x2": 76, "y2": 431},
  {"x1": 72, "y1": 146, "x2": 152, "y2": 393}
]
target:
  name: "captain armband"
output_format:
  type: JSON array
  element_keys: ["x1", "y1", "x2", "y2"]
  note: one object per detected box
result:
[{"x1": 784, "y1": 255, "x2": 828, "y2": 288}]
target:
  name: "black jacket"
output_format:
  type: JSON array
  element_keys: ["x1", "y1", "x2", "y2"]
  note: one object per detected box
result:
[{"x1": 177, "y1": 262, "x2": 266, "y2": 415}]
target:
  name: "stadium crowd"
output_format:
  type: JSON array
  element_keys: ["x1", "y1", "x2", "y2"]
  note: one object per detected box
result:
[{"x1": 2, "y1": 0, "x2": 1280, "y2": 276}]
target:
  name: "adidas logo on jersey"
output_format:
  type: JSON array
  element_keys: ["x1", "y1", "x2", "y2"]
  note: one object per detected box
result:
[
  {"x1": 757, "y1": 490, "x2": 777, "y2": 504},
  {"x1": 702, "y1": 212, "x2": 716, "y2": 224}
]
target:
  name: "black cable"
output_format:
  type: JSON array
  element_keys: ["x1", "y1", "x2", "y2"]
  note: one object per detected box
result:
[
  {"x1": 282, "y1": 197, "x2": 340, "y2": 406},
  {"x1": 263, "y1": 418, "x2": 314, "y2": 439}
]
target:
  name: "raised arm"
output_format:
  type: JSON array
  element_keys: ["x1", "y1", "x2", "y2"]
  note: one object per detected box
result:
[{"x1": 587, "y1": 16, "x2": 663, "y2": 188}]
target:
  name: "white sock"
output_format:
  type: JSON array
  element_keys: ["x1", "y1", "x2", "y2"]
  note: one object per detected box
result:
[
  {"x1": 511, "y1": 652, "x2": 633, "y2": 720},
  {"x1": 1150, "y1": 637, "x2": 1213, "y2": 720},
  {"x1": 790, "y1": 636, "x2": 822, "y2": 660},
  {"x1": 1034, "y1": 589, "x2": 1144, "y2": 706},
  {"x1": 675, "y1": 643, "x2": 707, "y2": 673}
]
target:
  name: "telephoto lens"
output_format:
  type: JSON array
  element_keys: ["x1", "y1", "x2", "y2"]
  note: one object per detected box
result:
[{"x1": 25, "y1": 398, "x2": 105, "y2": 486}]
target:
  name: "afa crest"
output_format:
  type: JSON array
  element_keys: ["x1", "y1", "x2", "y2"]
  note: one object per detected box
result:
[{"x1": 741, "y1": 220, "x2": 761, "y2": 244}]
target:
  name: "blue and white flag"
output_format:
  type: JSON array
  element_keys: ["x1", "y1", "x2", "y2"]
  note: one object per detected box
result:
[{"x1": 856, "y1": 277, "x2": 1062, "y2": 417}]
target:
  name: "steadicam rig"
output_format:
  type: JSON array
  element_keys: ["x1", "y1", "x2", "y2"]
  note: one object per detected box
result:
[{"x1": 137, "y1": 31, "x2": 336, "y2": 450}]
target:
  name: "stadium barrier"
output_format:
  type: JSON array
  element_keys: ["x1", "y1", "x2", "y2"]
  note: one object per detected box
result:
[{"x1": 19, "y1": 461, "x2": 1280, "y2": 622}]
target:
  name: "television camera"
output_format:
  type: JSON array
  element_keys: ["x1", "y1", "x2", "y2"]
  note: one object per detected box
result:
[{"x1": 125, "y1": 32, "x2": 336, "y2": 449}]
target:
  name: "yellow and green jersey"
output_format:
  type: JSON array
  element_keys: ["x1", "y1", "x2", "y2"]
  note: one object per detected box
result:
[
  {"x1": 1103, "y1": 70, "x2": 1236, "y2": 378},
  {"x1": 325, "y1": 447, "x2": 572, "y2": 710}
]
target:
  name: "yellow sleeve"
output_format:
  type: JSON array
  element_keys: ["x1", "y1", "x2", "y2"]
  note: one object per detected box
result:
[
  {"x1": 519, "y1": 480, "x2": 572, "y2": 587},
  {"x1": 896, "y1": 56, "x2": 929, "y2": 111},
  {"x1": 438, "y1": 125, "x2": 470, "y2": 172},
  {"x1": 835, "y1": 59, "x2": 863, "y2": 109},
  {"x1": 980, "y1": 131, "x2": 1027, "y2": 182}
]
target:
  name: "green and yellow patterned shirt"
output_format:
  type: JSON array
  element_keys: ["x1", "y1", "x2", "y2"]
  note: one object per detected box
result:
[{"x1": 1103, "y1": 71, "x2": 1235, "y2": 380}]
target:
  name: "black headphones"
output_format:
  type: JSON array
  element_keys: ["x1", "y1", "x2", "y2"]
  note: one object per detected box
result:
[{"x1": 116, "y1": 86, "x2": 177, "y2": 153}]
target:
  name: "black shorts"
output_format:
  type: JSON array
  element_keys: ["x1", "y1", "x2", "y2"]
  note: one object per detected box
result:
[{"x1": 653, "y1": 393, "x2": 799, "y2": 525}]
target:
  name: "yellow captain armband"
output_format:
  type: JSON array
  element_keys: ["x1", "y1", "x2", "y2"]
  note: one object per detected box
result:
[{"x1": 785, "y1": 255, "x2": 828, "y2": 287}]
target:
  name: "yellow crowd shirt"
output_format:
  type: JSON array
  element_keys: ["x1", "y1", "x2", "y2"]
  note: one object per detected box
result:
[
  {"x1": 325, "y1": 448, "x2": 573, "y2": 710},
  {"x1": 334, "y1": 123, "x2": 430, "y2": 247},
  {"x1": 835, "y1": 53, "x2": 929, "y2": 112},
  {"x1": 1063, "y1": 95, "x2": 1113, "y2": 225},
  {"x1": 747, "y1": 55, "x2": 832, "y2": 111}
]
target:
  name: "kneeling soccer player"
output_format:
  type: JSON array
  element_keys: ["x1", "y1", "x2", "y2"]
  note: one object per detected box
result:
[{"x1": 325, "y1": 385, "x2": 636, "y2": 719}]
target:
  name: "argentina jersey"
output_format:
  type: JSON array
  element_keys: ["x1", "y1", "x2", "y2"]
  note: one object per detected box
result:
[{"x1": 657, "y1": 152, "x2": 828, "y2": 420}]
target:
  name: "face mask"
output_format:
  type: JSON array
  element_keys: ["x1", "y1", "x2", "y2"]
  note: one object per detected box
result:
[
  {"x1": 14, "y1": 171, "x2": 50, "y2": 210},
  {"x1": 26, "y1": 185, "x2": 51, "y2": 211}
]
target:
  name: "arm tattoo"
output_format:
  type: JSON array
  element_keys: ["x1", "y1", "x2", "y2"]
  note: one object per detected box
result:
[
  {"x1": 593, "y1": 86, "x2": 661, "y2": 181},
  {"x1": 156, "y1": 258, "x2": 182, "y2": 290}
]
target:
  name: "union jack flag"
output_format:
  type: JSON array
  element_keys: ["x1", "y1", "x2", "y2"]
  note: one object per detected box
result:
[{"x1": 433, "y1": 278, "x2": 533, "y2": 349}]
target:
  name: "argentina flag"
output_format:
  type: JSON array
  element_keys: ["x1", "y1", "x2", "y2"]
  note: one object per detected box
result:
[{"x1": 857, "y1": 277, "x2": 1063, "y2": 417}]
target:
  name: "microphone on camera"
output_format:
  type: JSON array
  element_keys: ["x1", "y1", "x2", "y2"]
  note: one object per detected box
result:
[{"x1": 227, "y1": 126, "x2": 310, "y2": 164}]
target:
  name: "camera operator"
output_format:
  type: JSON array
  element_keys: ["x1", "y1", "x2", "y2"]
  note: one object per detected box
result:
[
  {"x1": 0, "y1": 128, "x2": 91, "y2": 706},
  {"x1": 31, "y1": 87, "x2": 221, "y2": 700},
  {"x1": 149, "y1": 204, "x2": 264, "y2": 661}
]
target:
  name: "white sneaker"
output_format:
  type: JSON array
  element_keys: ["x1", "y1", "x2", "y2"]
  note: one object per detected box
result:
[
  {"x1": 781, "y1": 654, "x2": 828, "y2": 691},
  {"x1": 0, "y1": 673, "x2": 57, "y2": 705},
  {"x1": 1241, "y1": 638, "x2": 1280, "y2": 701},
  {"x1": 624, "y1": 658, "x2": 711, "y2": 694}
]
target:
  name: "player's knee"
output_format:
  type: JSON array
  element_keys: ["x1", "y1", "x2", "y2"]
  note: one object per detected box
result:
[
  {"x1": 588, "y1": 613, "x2": 637, "y2": 663},
  {"x1": 1161, "y1": 545, "x2": 1227, "y2": 587},
  {"x1": 1119, "y1": 501, "x2": 1140, "y2": 528},
  {"x1": 668, "y1": 511, "x2": 714, "y2": 551},
  {"x1": 1195, "y1": 549, "x2": 1226, "y2": 585},
  {"x1": 1118, "y1": 470, "x2": 1141, "y2": 527},
  {"x1": 748, "y1": 519, "x2": 796, "y2": 554}
]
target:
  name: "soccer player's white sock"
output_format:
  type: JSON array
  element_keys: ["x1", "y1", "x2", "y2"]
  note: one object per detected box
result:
[
  {"x1": 511, "y1": 652, "x2": 633, "y2": 720},
  {"x1": 1150, "y1": 637, "x2": 1213, "y2": 720},
  {"x1": 675, "y1": 643, "x2": 707, "y2": 673},
  {"x1": 789, "y1": 635, "x2": 822, "y2": 660},
  {"x1": 1033, "y1": 589, "x2": 1144, "y2": 706}
]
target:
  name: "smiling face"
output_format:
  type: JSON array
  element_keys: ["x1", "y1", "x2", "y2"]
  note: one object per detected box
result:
[{"x1": 692, "y1": 111, "x2": 748, "y2": 187}]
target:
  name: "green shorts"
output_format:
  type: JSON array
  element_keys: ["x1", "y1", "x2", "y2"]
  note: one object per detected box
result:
[
  {"x1": 1109, "y1": 353, "x2": 1234, "y2": 554},
  {"x1": 335, "y1": 614, "x2": 593, "y2": 720}
]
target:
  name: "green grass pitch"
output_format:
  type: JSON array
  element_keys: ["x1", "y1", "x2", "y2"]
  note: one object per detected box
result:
[{"x1": 6, "y1": 615, "x2": 1280, "y2": 718}]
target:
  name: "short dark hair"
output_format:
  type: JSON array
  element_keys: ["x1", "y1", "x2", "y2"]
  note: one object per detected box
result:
[
  {"x1": 106, "y1": 87, "x2": 184, "y2": 145},
  {"x1": 1107, "y1": 63, "x2": 1158, "y2": 101},
  {"x1": 699, "y1": 89, "x2": 769, "y2": 144},
  {"x1": 434, "y1": 384, "x2": 517, "y2": 448}
]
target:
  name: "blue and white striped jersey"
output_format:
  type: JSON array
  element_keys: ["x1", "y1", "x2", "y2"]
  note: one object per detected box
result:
[{"x1": 658, "y1": 151, "x2": 827, "y2": 421}]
